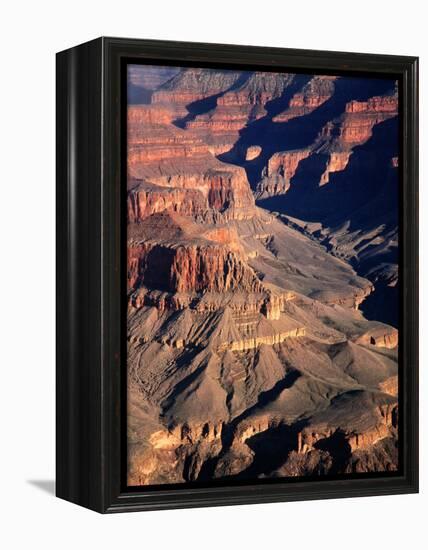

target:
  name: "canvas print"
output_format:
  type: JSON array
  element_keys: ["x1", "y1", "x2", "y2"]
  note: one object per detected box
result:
[{"x1": 126, "y1": 64, "x2": 399, "y2": 487}]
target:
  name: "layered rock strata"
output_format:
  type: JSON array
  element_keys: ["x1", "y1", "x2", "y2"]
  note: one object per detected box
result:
[{"x1": 273, "y1": 76, "x2": 337, "y2": 122}]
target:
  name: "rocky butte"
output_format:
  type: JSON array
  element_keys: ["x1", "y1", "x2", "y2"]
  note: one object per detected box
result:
[{"x1": 126, "y1": 66, "x2": 399, "y2": 486}]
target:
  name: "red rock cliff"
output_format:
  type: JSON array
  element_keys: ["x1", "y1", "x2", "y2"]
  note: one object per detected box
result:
[
  {"x1": 273, "y1": 76, "x2": 337, "y2": 122},
  {"x1": 128, "y1": 241, "x2": 263, "y2": 294}
]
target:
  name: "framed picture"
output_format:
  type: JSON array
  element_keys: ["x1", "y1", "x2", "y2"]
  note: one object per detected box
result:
[{"x1": 56, "y1": 37, "x2": 418, "y2": 513}]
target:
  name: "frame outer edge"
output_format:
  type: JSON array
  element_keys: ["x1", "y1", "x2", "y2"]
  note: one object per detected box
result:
[
  {"x1": 56, "y1": 38, "x2": 105, "y2": 513},
  {"x1": 406, "y1": 56, "x2": 419, "y2": 492},
  {"x1": 57, "y1": 37, "x2": 419, "y2": 513}
]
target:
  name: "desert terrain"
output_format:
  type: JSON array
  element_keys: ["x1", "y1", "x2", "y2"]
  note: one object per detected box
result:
[{"x1": 126, "y1": 65, "x2": 399, "y2": 485}]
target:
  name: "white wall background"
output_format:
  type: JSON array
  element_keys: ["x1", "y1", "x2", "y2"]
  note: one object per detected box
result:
[{"x1": 0, "y1": 1, "x2": 425, "y2": 548}]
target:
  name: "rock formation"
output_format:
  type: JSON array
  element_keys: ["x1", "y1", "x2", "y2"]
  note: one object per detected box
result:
[
  {"x1": 273, "y1": 76, "x2": 337, "y2": 122},
  {"x1": 184, "y1": 72, "x2": 295, "y2": 155},
  {"x1": 126, "y1": 65, "x2": 399, "y2": 486},
  {"x1": 254, "y1": 80, "x2": 399, "y2": 326},
  {"x1": 255, "y1": 149, "x2": 311, "y2": 199}
]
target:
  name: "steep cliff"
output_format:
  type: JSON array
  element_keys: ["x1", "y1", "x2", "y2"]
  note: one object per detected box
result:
[
  {"x1": 273, "y1": 76, "x2": 337, "y2": 122},
  {"x1": 315, "y1": 89, "x2": 398, "y2": 184},
  {"x1": 255, "y1": 83, "x2": 399, "y2": 325},
  {"x1": 255, "y1": 149, "x2": 311, "y2": 199},
  {"x1": 128, "y1": 108, "x2": 256, "y2": 221},
  {"x1": 184, "y1": 72, "x2": 295, "y2": 155},
  {"x1": 152, "y1": 68, "x2": 243, "y2": 106},
  {"x1": 257, "y1": 86, "x2": 398, "y2": 196}
]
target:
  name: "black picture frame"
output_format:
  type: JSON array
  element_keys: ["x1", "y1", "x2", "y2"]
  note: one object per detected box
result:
[{"x1": 56, "y1": 37, "x2": 419, "y2": 513}]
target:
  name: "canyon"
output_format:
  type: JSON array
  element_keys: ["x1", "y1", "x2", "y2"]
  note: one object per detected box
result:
[{"x1": 126, "y1": 65, "x2": 399, "y2": 486}]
